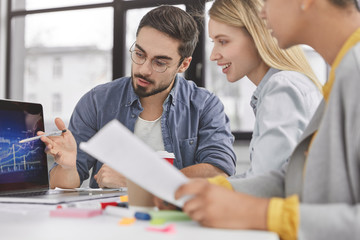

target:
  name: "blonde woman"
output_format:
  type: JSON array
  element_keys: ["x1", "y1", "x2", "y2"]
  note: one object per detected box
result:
[{"x1": 208, "y1": 0, "x2": 322, "y2": 178}]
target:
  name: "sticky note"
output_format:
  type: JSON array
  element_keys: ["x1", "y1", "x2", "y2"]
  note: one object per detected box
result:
[
  {"x1": 149, "y1": 210, "x2": 191, "y2": 222},
  {"x1": 150, "y1": 218, "x2": 166, "y2": 225},
  {"x1": 146, "y1": 224, "x2": 176, "y2": 234},
  {"x1": 118, "y1": 217, "x2": 136, "y2": 225},
  {"x1": 49, "y1": 208, "x2": 103, "y2": 218},
  {"x1": 120, "y1": 195, "x2": 128, "y2": 202}
]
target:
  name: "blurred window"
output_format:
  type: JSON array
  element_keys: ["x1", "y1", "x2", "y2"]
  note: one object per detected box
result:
[{"x1": 9, "y1": 5, "x2": 113, "y2": 130}]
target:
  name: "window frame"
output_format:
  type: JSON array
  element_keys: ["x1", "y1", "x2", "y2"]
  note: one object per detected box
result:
[{"x1": 5, "y1": 0, "x2": 252, "y2": 140}]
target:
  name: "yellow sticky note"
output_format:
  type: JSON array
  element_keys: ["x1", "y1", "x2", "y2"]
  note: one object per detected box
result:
[
  {"x1": 118, "y1": 217, "x2": 136, "y2": 225},
  {"x1": 120, "y1": 195, "x2": 128, "y2": 202}
]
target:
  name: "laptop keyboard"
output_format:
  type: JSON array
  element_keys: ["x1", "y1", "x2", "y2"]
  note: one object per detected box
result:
[{"x1": 1, "y1": 190, "x2": 50, "y2": 197}]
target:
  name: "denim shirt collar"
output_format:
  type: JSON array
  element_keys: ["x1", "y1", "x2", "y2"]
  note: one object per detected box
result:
[
  {"x1": 126, "y1": 78, "x2": 140, "y2": 107},
  {"x1": 250, "y1": 68, "x2": 280, "y2": 115},
  {"x1": 126, "y1": 75, "x2": 179, "y2": 107},
  {"x1": 165, "y1": 75, "x2": 179, "y2": 106}
]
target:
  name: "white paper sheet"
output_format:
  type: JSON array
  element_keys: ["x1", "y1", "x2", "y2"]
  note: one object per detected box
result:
[{"x1": 79, "y1": 119, "x2": 190, "y2": 207}]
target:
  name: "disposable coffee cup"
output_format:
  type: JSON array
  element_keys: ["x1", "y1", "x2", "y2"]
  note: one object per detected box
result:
[
  {"x1": 157, "y1": 151, "x2": 175, "y2": 165},
  {"x1": 126, "y1": 151, "x2": 175, "y2": 211},
  {"x1": 126, "y1": 179, "x2": 156, "y2": 212}
]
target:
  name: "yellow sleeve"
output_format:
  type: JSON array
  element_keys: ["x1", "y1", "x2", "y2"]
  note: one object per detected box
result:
[
  {"x1": 207, "y1": 175, "x2": 233, "y2": 190},
  {"x1": 267, "y1": 195, "x2": 300, "y2": 240}
]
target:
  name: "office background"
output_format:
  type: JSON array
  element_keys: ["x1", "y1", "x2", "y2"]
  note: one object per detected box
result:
[{"x1": 0, "y1": 0, "x2": 328, "y2": 177}]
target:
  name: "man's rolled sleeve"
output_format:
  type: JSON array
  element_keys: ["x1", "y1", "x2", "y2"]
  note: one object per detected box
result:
[{"x1": 196, "y1": 93, "x2": 237, "y2": 176}]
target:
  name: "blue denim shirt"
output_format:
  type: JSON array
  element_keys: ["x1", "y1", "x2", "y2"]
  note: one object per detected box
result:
[{"x1": 65, "y1": 75, "x2": 236, "y2": 188}]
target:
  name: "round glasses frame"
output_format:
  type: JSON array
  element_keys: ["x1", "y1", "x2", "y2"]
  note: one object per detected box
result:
[{"x1": 129, "y1": 42, "x2": 183, "y2": 73}]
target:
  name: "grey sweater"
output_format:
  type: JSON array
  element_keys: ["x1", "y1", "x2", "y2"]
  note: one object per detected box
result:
[{"x1": 229, "y1": 42, "x2": 360, "y2": 240}]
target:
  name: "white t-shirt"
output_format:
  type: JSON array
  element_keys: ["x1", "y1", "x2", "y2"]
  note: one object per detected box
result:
[{"x1": 133, "y1": 116, "x2": 165, "y2": 151}]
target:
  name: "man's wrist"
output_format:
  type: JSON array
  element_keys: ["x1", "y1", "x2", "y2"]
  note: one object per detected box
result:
[{"x1": 58, "y1": 163, "x2": 77, "y2": 170}]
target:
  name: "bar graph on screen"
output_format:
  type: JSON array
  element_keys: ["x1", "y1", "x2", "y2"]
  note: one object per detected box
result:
[{"x1": 0, "y1": 136, "x2": 43, "y2": 174}]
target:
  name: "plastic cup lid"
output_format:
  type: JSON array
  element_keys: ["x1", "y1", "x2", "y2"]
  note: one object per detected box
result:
[{"x1": 157, "y1": 151, "x2": 175, "y2": 159}]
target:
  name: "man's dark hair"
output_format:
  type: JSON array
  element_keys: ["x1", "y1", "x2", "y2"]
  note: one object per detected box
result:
[{"x1": 136, "y1": 5, "x2": 199, "y2": 60}]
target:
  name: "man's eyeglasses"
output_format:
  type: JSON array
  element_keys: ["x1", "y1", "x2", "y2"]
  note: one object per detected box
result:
[{"x1": 129, "y1": 42, "x2": 182, "y2": 73}]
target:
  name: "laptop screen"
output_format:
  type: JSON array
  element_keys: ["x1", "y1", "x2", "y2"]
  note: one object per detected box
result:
[{"x1": 0, "y1": 99, "x2": 49, "y2": 192}]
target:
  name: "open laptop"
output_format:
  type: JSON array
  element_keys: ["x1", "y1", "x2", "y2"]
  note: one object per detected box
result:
[{"x1": 0, "y1": 99, "x2": 126, "y2": 204}]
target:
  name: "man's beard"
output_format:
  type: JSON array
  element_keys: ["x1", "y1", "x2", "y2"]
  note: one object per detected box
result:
[{"x1": 132, "y1": 73, "x2": 175, "y2": 98}]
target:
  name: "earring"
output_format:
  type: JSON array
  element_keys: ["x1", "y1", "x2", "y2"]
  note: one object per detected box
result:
[{"x1": 300, "y1": 4, "x2": 305, "y2": 10}]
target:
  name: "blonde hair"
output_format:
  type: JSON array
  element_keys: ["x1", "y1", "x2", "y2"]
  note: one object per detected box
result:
[{"x1": 209, "y1": 0, "x2": 323, "y2": 91}]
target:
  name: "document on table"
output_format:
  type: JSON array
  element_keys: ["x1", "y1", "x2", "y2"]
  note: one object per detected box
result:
[{"x1": 79, "y1": 119, "x2": 190, "y2": 207}]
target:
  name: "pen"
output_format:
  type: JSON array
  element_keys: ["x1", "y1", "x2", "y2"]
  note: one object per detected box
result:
[
  {"x1": 103, "y1": 206, "x2": 151, "y2": 220},
  {"x1": 19, "y1": 129, "x2": 67, "y2": 143},
  {"x1": 57, "y1": 201, "x2": 122, "y2": 210}
]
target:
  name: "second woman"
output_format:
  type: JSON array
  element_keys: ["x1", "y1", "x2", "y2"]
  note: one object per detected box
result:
[{"x1": 208, "y1": 0, "x2": 323, "y2": 177}]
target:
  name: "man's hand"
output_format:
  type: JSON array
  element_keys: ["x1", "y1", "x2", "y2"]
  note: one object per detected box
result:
[
  {"x1": 175, "y1": 179, "x2": 269, "y2": 230},
  {"x1": 39, "y1": 117, "x2": 77, "y2": 169},
  {"x1": 94, "y1": 164, "x2": 127, "y2": 188}
]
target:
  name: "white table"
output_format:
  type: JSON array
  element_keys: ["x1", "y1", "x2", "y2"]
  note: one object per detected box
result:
[{"x1": 0, "y1": 199, "x2": 279, "y2": 240}]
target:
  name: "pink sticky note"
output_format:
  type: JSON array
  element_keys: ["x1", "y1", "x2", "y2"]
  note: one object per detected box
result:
[
  {"x1": 50, "y1": 208, "x2": 103, "y2": 218},
  {"x1": 146, "y1": 224, "x2": 176, "y2": 234}
]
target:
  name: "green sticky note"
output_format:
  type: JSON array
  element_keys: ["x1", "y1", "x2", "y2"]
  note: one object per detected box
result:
[
  {"x1": 150, "y1": 218, "x2": 166, "y2": 225},
  {"x1": 149, "y1": 210, "x2": 191, "y2": 222}
]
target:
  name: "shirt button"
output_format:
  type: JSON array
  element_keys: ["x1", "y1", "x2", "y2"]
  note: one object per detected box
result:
[
  {"x1": 128, "y1": 102, "x2": 131, "y2": 105},
  {"x1": 189, "y1": 140, "x2": 194, "y2": 145},
  {"x1": 131, "y1": 114, "x2": 136, "y2": 118}
]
